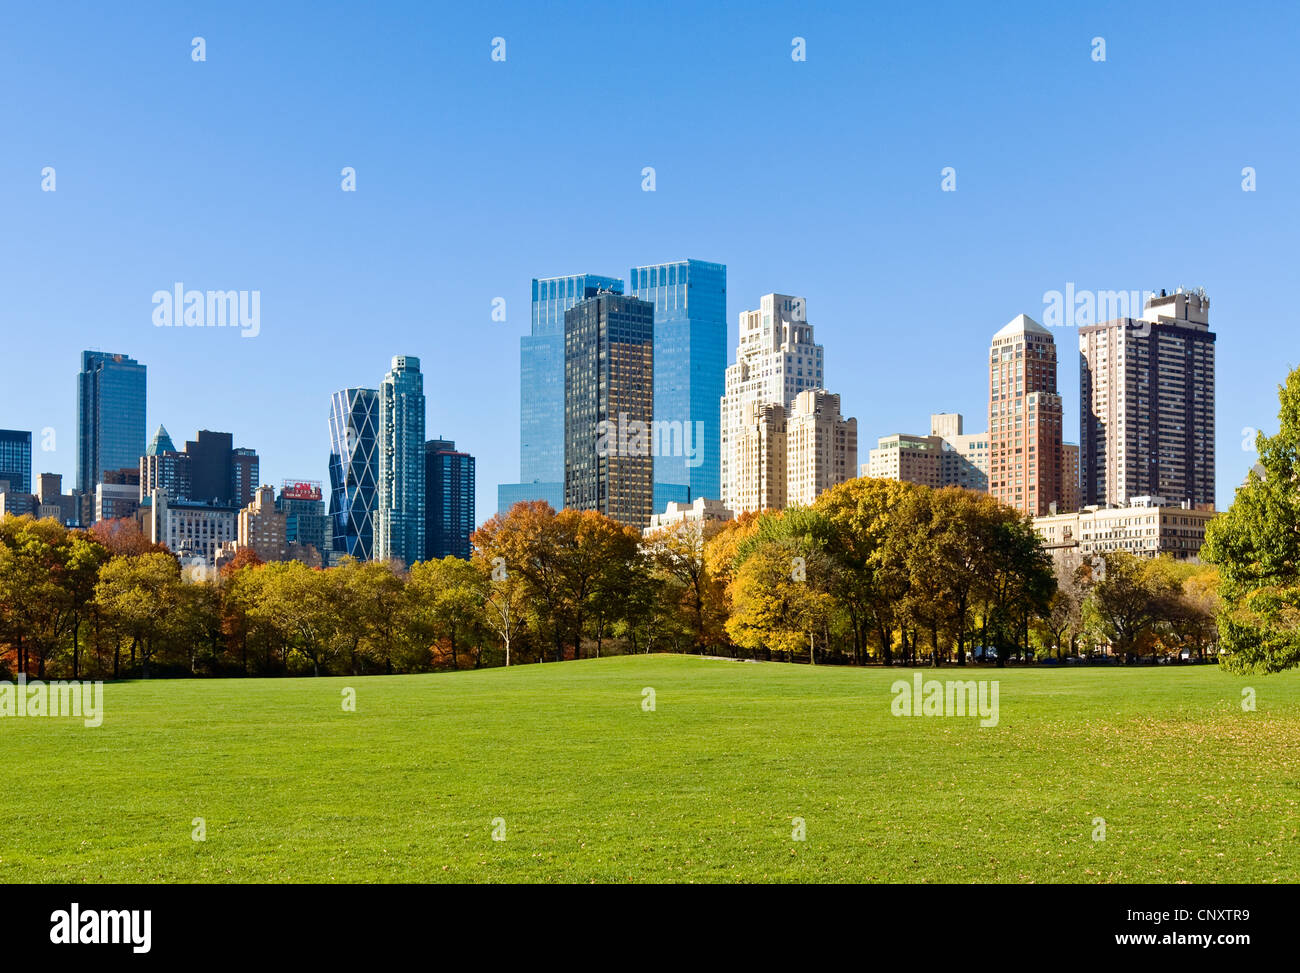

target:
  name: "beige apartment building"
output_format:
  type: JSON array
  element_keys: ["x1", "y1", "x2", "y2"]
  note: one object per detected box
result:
[
  {"x1": 864, "y1": 413, "x2": 988, "y2": 492},
  {"x1": 988, "y1": 315, "x2": 1064, "y2": 516},
  {"x1": 787, "y1": 390, "x2": 857, "y2": 507},
  {"x1": 1032, "y1": 497, "x2": 1215, "y2": 563},
  {"x1": 236, "y1": 484, "x2": 322, "y2": 566},
  {"x1": 1079, "y1": 288, "x2": 1215, "y2": 509},
  {"x1": 729, "y1": 400, "x2": 788, "y2": 513}
]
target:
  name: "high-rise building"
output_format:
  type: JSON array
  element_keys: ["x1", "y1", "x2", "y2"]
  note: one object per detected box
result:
[
  {"x1": 231, "y1": 448, "x2": 259, "y2": 508},
  {"x1": 77, "y1": 351, "x2": 146, "y2": 495},
  {"x1": 146, "y1": 424, "x2": 176, "y2": 457},
  {"x1": 328, "y1": 387, "x2": 379, "y2": 560},
  {"x1": 276, "y1": 480, "x2": 329, "y2": 560},
  {"x1": 1079, "y1": 288, "x2": 1216, "y2": 509},
  {"x1": 721, "y1": 294, "x2": 825, "y2": 512},
  {"x1": 730, "y1": 400, "x2": 788, "y2": 513},
  {"x1": 988, "y1": 315, "x2": 1064, "y2": 516},
  {"x1": 564, "y1": 289, "x2": 655, "y2": 528},
  {"x1": 425, "y1": 439, "x2": 475, "y2": 560},
  {"x1": 0, "y1": 430, "x2": 32, "y2": 495},
  {"x1": 629, "y1": 259, "x2": 727, "y2": 508},
  {"x1": 375, "y1": 356, "x2": 426, "y2": 565},
  {"x1": 1061, "y1": 443, "x2": 1080, "y2": 513},
  {"x1": 786, "y1": 389, "x2": 857, "y2": 507},
  {"x1": 499, "y1": 272, "x2": 625, "y2": 514},
  {"x1": 184, "y1": 430, "x2": 234, "y2": 503}
]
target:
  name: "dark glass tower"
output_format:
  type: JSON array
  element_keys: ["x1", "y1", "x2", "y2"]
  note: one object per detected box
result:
[
  {"x1": 424, "y1": 439, "x2": 476, "y2": 560},
  {"x1": 328, "y1": 387, "x2": 379, "y2": 559},
  {"x1": 77, "y1": 351, "x2": 146, "y2": 494},
  {"x1": 0, "y1": 430, "x2": 32, "y2": 494},
  {"x1": 564, "y1": 289, "x2": 655, "y2": 528},
  {"x1": 630, "y1": 259, "x2": 726, "y2": 507},
  {"x1": 499, "y1": 272, "x2": 623, "y2": 513}
]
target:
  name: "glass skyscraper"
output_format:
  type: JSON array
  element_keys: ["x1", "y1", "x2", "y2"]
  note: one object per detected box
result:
[
  {"x1": 375, "y1": 356, "x2": 426, "y2": 565},
  {"x1": 0, "y1": 430, "x2": 32, "y2": 495},
  {"x1": 328, "y1": 387, "x2": 379, "y2": 559},
  {"x1": 425, "y1": 439, "x2": 475, "y2": 560},
  {"x1": 77, "y1": 351, "x2": 146, "y2": 494},
  {"x1": 630, "y1": 259, "x2": 726, "y2": 506},
  {"x1": 498, "y1": 272, "x2": 623, "y2": 514},
  {"x1": 564, "y1": 289, "x2": 655, "y2": 528}
]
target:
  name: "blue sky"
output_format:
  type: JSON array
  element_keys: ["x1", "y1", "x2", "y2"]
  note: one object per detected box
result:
[{"x1": 3, "y1": 0, "x2": 1297, "y2": 519}]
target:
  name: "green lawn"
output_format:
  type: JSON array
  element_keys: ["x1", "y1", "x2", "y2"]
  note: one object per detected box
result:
[{"x1": 2, "y1": 655, "x2": 1297, "y2": 883}]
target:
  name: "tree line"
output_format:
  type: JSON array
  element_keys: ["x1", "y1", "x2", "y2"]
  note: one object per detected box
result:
[{"x1": 1, "y1": 476, "x2": 1222, "y2": 680}]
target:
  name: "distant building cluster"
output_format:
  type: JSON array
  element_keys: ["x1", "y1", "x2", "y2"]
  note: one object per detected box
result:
[{"x1": 1, "y1": 279, "x2": 1216, "y2": 566}]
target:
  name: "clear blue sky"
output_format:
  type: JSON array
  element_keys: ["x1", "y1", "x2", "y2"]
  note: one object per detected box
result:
[{"x1": 3, "y1": 0, "x2": 1297, "y2": 519}]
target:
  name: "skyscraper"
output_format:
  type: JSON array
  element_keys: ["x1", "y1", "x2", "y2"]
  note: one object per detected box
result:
[
  {"x1": 785, "y1": 389, "x2": 857, "y2": 507},
  {"x1": 721, "y1": 294, "x2": 826, "y2": 513},
  {"x1": 231, "y1": 448, "x2": 260, "y2": 508},
  {"x1": 182, "y1": 430, "x2": 256, "y2": 505},
  {"x1": 499, "y1": 272, "x2": 624, "y2": 514},
  {"x1": 564, "y1": 289, "x2": 655, "y2": 528},
  {"x1": 77, "y1": 351, "x2": 146, "y2": 495},
  {"x1": 328, "y1": 387, "x2": 379, "y2": 560},
  {"x1": 375, "y1": 356, "x2": 426, "y2": 565},
  {"x1": 629, "y1": 259, "x2": 727, "y2": 509},
  {"x1": 1080, "y1": 288, "x2": 1215, "y2": 509},
  {"x1": 0, "y1": 430, "x2": 32, "y2": 495},
  {"x1": 425, "y1": 439, "x2": 475, "y2": 560},
  {"x1": 988, "y1": 314, "x2": 1063, "y2": 517}
]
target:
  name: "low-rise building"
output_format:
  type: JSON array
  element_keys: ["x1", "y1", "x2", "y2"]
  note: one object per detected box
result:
[
  {"x1": 644, "y1": 497, "x2": 734, "y2": 535},
  {"x1": 1032, "y1": 497, "x2": 1215, "y2": 563}
]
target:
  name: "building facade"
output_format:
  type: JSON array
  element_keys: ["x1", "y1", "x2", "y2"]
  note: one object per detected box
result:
[
  {"x1": 629, "y1": 259, "x2": 727, "y2": 507},
  {"x1": 564, "y1": 290, "x2": 655, "y2": 528},
  {"x1": 147, "y1": 488, "x2": 239, "y2": 565},
  {"x1": 988, "y1": 315, "x2": 1064, "y2": 516},
  {"x1": 500, "y1": 272, "x2": 625, "y2": 514},
  {"x1": 77, "y1": 351, "x2": 146, "y2": 495},
  {"x1": 328, "y1": 387, "x2": 379, "y2": 560},
  {"x1": 0, "y1": 429, "x2": 32, "y2": 495},
  {"x1": 276, "y1": 481, "x2": 329, "y2": 560},
  {"x1": 425, "y1": 439, "x2": 475, "y2": 560},
  {"x1": 786, "y1": 389, "x2": 857, "y2": 507},
  {"x1": 644, "y1": 496, "x2": 734, "y2": 535},
  {"x1": 375, "y1": 356, "x2": 426, "y2": 565},
  {"x1": 721, "y1": 294, "x2": 825, "y2": 513},
  {"x1": 1079, "y1": 288, "x2": 1216, "y2": 509},
  {"x1": 1033, "y1": 497, "x2": 1215, "y2": 562}
]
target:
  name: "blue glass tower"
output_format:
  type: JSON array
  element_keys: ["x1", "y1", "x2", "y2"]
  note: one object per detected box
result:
[
  {"x1": 77, "y1": 351, "x2": 147, "y2": 494},
  {"x1": 376, "y1": 356, "x2": 426, "y2": 566},
  {"x1": 328, "y1": 387, "x2": 379, "y2": 559},
  {"x1": 630, "y1": 259, "x2": 726, "y2": 506},
  {"x1": 0, "y1": 430, "x2": 32, "y2": 494},
  {"x1": 499, "y1": 273, "x2": 623, "y2": 514}
]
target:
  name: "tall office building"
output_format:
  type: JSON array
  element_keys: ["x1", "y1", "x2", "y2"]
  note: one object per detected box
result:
[
  {"x1": 786, "y1": 389, "x2": 857, "y2": 507},
  {"x1": 184, "y1": 430, "x2": 234, "y2": 503},
  {"x1": 721, "y1": 294, "x2": 826, "y2": 513},
  {"x1": 629, "y1": 259, "x2": 727, "y2": 509},
  {"x1": 1080, "y1": 288, "x2": 1216, "y2": 509},
  {"x1": 425, "y1": 439, "x2": 475, "y2": 560},
  {"x1": 328, "y1": 387, "x2": 379, "y2": 560},
  {"x1": 231, "y1": 448, "x2": 260, "y2": 508},
  {"x1": 564, "y1": 289, "x2": 655, "y2": 528},
  {"x1": 375, "y1": 356, "x2": 426, "y2": 565},
  {"x1": 0, "y1": 430, "x2": 32, "y2": 495},
  {"x1": 988, "y1": 314, "x2": 1064, "y2": 516},
  {"x1": 77, "y1": 351, "x2": 146, "y2": 495},
  {"x1": 499, "y1": 272, "x2": 625, "y2": 514}
]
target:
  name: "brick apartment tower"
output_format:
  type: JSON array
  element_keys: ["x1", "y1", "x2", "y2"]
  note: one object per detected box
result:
[{"x1": 988, "y1": 314, "x2": 1063, "y2": 516}]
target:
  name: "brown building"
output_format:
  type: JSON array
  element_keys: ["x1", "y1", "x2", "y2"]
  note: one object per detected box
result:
[
  {"x1": 988, "y1": 315, "x2": 1064, "y2": 516},
  {"x1": 1079, "y1": 288, "x2": 1215, "y2": 509}
]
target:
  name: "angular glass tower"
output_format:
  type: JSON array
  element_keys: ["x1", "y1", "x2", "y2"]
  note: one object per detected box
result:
[
  {"x1": 498, "y1": 273, "x2": 623, "y2": 514},
  {"x1": 630, "y1": 259, "x2": 726, "y2": 506},
  {"x1": 328, "y1": 387, "x2": 379, "y2": 560},
  {"x1": 77, "y1": 351, "x2": 146, "y2": 494},
  {"x1": 376, "y1": 356, "x2": 426, "y2": 565}
]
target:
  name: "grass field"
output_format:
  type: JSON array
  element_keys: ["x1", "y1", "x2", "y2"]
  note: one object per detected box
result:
[{"x1": 2, "y1": 655, "x2": 1297, "y2": 883}]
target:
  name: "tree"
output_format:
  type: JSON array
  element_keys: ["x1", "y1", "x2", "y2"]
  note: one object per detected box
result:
[
  {"x1": 94, "y1": 552, "x2": 184, "y2": 677},
  {"x1": 249, "y1": 561, "x2": 338, "y2": 676},
  {"x1": 1084, "y1": 552, "x2": 1180, "y2": 662},
  {"x1": 1202, "y1": 366, "x2": 1300, "y2": 672}
]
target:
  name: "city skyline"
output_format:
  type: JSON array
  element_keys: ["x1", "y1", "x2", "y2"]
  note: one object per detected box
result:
[{"x1": 4, "y1": 2, "x2": 1293, "y2": 520}]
